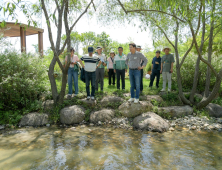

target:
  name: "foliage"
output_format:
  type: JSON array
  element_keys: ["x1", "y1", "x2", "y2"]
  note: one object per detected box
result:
[{"x1": 0, "y1": 50, "x2": 49, "y2": 124}]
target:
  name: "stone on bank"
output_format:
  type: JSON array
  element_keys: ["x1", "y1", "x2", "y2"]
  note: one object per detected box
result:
[
  {"x1": 119, "y1": 101, "x2": 153, "y2": 118},
  {"x1": 90, "y1": 109, "x2": 115, "y2": 124},
  {"x1": 19, "y1": 112, "x2": 49, "y2": 126},
  {"x1": 133, "y1": 112, "x2": 169, "y2": 132},
  {"x1": 60, "y1": 105, "x2": 85, "y2": 125}
]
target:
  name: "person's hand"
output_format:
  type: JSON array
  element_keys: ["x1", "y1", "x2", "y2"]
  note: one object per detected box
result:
[
  {"x1": 160, "y1": 70, "x2": 162, "y2": 74},
  {"x1": 138, "y1": 66, "x2": 143, "y2": 70},
  {"x1": 114, "y1": 69, "x2": 116, "y2": 73},
  {"x1": 125, "y1": 69, "x2": 127, "y2": 73},
  {"x1": 170, "y1": 69, "x2": 173, "y2": 73},
  {"x1": 107, "y1": 69, "x2": 109, "y2": 72}
]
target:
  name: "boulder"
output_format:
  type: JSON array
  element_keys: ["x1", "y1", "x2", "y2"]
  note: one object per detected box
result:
[
  {"x1": 100, "y1": 96, "x2": 124, "y2": 107},
  {"x1": 0, "y1": 125, "x2": 5, "y2": 130},
  {"x1": 158, "y1": 105, "x2": 193, "y2": 118},
  {"x1": 60, "y1": 105, "x2": 85, "y2": 124},
  {"x1": 19, "y1": 112, "x2": 49, "y2": 126},
  {"x1": 140, "y1": 95, "x2": 163, "y2": 103},
  {"x1": 206, "y1": 103, "x2": 222, "y2": 118},
  {"x1": 90, "y1": 109, "x2": 115, "y2": 123},
  {"x1": 133, "y1": 112, "x2": 169, "y2": 132},
  {"x1": 119, "y1": 101, "x2": 153, "y2": 118},
  {"x1": 80, "y1": 98, "x2": 97, "y2": 107},
  {"x1": 42, "y1": 100, "x2": 54, "y2": 110}
]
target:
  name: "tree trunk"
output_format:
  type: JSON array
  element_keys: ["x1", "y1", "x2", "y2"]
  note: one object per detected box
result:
[
  {"x1": 48, "y1": 56, "x2": 59, "y2": 103},
  {"x1": 189, "y1": 4, "x2": 205, "y2": 103},
  {"x1": 197, "y1": 69, "x2": 222, "y2": 109},
  {"x1": 58, "y1": 72, "x2": 68, "y2": 104},
  {"x1": 204, "y1": 0, "x2": 215, "y2": 97}
]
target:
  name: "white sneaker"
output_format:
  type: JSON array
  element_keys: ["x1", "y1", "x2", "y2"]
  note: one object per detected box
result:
[
  {"x1": 168, "y1": 89, "x2": 171, "y2": 92},
  {"x1": 128, "y1": 98, "x2": 134, "y2": 102},
  {"x1": 160, "y1": 89, "x2": 165, "y2": 92},
  {"x1": 91, "y1": 96, "x2": 95, "y2": 100},
  {"x1": 134, "y1": 99, "x2": 139, "y2": 104},
  {"x1": 87, "y1": 96, "x2": 90, "y2": 100},
  {"x1": 74, "y1": 94, "x2": 78, "y2": 97}
]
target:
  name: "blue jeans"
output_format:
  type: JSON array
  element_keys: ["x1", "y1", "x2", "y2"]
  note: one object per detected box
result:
[
  {"x1": 68, "y1": 67, "x2": 78, "y2": 95},
  {"x1": 85, "y1": 71, "x2": 96, "y2": 97},
  {"x1": 129, "y1": 69, "x2": 141, "y2": 99}
]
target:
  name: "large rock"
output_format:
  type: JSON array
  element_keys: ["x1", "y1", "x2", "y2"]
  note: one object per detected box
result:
[
  {"x1": 100, "y1": 96, "x2": 124, "y2": 107},
  {"x1": 119, "y1": 101, "x2": 153, "y2": 118},
  {"x1": 19, "y1": 113, "x2": 49, "y2": 126},
  {"x1": 90, "y1": 109, "x2": 115, "y2": 123},
  {"x1": 80, "y1": 98, "x2": 97, "y2": 107},
  {"x1": 42, "y1": 100, "x2": 54, "y2": 110},
  {"x1": 60, "y1": 105, "x2": 85, "y2": 124},
  {"x1": 140, "y1": 95, "x2": 163, "y2": 103},
  {"x1": 206, "y1": 103, "x2": 222, "y2": 118},
  {"x1": 158, "y1": 105, "x2": 193, "y2": 118},
  {"x1": 133, "y1": 112, "x2": 169, "y2": 132}
]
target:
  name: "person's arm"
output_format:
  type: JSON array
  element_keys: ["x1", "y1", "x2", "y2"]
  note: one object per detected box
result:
[
  {"x1": 78, "y1": 59, "x2": 85, "y2": 68},
  {"x1": 97, "y1": 61, "x2": 102, "y2": 68},
  {"x1": 138, "y1": 54, "x2": 148, "y2": 70},
  {"x1": 160, "y1": 63, "x2": 163, "y2": 74}
]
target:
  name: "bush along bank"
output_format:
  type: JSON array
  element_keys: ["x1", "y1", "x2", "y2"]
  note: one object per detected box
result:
[{"x1": 1, "y1": 91, "x2": 222, "y2": 133}]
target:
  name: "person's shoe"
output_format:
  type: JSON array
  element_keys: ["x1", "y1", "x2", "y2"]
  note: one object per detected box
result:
[
  {"x1": 160, "y1": 89, "x2": 165, "y2": 92},
  {"x1": 134, "y1": 99, "x2": 139, "y2": 104},
  {"x1": 128, "y1": 98, "x2": 134, "y2": 102},
  {"x1": 91, "y1": 96, "x2": 95, "y2": 100},
  {"x1": 67, "y1": 94, "x2": 72, "y2": 100},
  {"x1": 122, "y1": 89, "x2": 125, "y2": 91},
  {"x1": 168, "y1": 89, "x2": 171, "y2": 92},
  {"x1": 74, "y1": 94, "x2": 78, "y2": 97},
  {"x1": 87, "y1": 96, "x2": 90, "y2": 100}
]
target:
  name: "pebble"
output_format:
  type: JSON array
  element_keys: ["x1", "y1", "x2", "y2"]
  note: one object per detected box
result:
[
  {"x1": 0, "y1": 125, "x2": 5, "y2": 130},
  {"x1": 89, "y1": 123, "x2": 94, "y2": 126},
  {"x1": 46, "y1": 124, "x2": 50, "y2": 127},
  {"x1": 98, "y1": 121, "x2": 102, "y2": 125},
  {"x1": 81, "y1": 125, "x2": 86, "y2": 128},
  {"x1": 88, "y1": 129, "x2": 92, "y2": 132},
  {"x1": 169, "y1": 127, "x2": 175, "y2": 131},
  {"x1": 70, "y1": 127, "x2": 76, "y2": 131},
  {"x1": 191, "y1": 126, "x2": 196, "y2": 130}
]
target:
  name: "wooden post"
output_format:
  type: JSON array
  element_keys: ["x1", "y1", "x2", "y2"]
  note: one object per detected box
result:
[
  {"x1": 20, "y1": 27, "x2": 26, "y2": 53},
  {"x1": 38, "y1": 32, "x2": 43, "y2": 56}
]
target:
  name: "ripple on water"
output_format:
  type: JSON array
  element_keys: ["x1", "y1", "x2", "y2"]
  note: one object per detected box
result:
[{"x1": 0, "y1": 126, "x2": 221, "y2": 170}]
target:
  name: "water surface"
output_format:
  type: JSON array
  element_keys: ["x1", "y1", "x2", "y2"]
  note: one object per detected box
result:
[{"x1": 0, "y1": 126, "x2": 221, "y2": 170}]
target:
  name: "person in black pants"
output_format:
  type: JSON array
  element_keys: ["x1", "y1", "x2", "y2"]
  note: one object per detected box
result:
[
  {"x1": 136, "y1": 45, "x2": 145, "y2": 93},
  {"x1": 107, "y1": 51, "x2": 115, "y2": 85},
  {"x1": 149, "y1": 50, "x2": 161, "y2": 88}
]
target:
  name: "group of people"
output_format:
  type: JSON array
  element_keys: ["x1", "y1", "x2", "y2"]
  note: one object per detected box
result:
[{"x1": 66, "y1": 43, "x2": 174, "y2": 103}]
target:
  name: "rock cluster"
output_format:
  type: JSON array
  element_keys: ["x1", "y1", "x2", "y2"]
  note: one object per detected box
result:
[{"x1": 169, "y1": 116, "x2": 222, "y2": 131}]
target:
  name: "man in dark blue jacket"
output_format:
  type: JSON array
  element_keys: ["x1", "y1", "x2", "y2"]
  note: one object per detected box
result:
[{"x1": 149, "y1": 50, "x2": 161, "y2": 89}]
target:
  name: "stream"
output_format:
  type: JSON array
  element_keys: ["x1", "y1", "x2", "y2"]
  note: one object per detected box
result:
[{"x1": 0, "y1": 126, "x2": 222, "y2": 170}]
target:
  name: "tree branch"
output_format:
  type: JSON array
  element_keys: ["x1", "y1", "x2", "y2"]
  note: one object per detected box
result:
[{"x1": 41, "y1": 0, "x2": 56, "y2": 52}]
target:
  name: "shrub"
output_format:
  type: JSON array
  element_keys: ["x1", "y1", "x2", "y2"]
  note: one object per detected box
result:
[{"x1": 0, "y1": 50, "x2": 49, "y2": 124}]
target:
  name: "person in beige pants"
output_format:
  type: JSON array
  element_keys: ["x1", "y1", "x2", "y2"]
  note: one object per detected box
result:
[{"x1": 160, "y1": 47, "x2": 175, "y2": 92}]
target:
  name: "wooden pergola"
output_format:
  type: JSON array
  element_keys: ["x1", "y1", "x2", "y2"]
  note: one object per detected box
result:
[{"x1": 0, "y1": 22, "x2": 44, "y2": 56}]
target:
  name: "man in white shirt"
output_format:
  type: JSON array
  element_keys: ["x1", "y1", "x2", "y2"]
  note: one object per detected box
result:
[{"x1": 79, "y1": 47, "x2": 102, "y2": 100}]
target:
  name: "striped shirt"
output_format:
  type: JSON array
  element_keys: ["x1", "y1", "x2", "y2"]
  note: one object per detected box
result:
[{"x1": 80, "y1": 54, "x2": 100, "y2": 72}]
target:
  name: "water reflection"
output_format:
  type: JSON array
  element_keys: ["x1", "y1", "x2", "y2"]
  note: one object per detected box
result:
[{"x1": 0, "y1": 126, "x2": 221, "y2": 170}]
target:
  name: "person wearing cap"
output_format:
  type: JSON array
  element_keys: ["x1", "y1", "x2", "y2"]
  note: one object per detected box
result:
[
  {"x1": 160, "y1": 47, "x2": 175, "y2": 92},
  {"x1": 107, "y1": 51, "x2": 116, "y2": 86},
  {"x1": 126, "y1": 43, "x2": 148, "y2": 103},
  {"x1": 95, "y1": 46, "x2": 107, "y2": 91},
  {"x1": 113, "y1": 47, "x2": 128, "y2": 90},
  {"x1": 78, "y1": 47, "x2": 102, "y2": 100},
  {"x1": 65, "y1": 47, "x2": 79, "y2": 99},
  {"x1": 149, "y1": 50, "x2": 161, "y2": 89},
  {"x1": 136, "y1": 45, "x2": 144, "y2": 93}
]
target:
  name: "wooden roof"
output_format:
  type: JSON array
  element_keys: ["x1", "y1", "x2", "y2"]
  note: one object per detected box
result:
[{"x1": 0, "y1": 22, "x2": 44, "y2": 37}]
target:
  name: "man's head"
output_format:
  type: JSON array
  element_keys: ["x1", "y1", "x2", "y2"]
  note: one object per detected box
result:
[
  {"x1": 129, "y1": 43, "x2": 136, "y2": 53},
  {"x1": 118, "y1": 47, "x2": 123, "y2": 55},
  {"x1": 136, "y1": 45, "x2": 142, "y2": 52},
  {"x1": 96, "y1": 46, "x2": 102, "y2": 55},
  {"x1": 163, "y1": 47, "x2": 171, "y2": 55},
  {"x1": 70, "y1": 47, "x2": 75, "y2": 55},
  {"x1": 88, "y1": 47, "x2": 94, "y2": 56},
  {"x1": 110, "y1": 51, "x2": 115, "y2": 57},
  {"x1": 156, "y1": 50, "x2": 160, "y2": 57}
]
